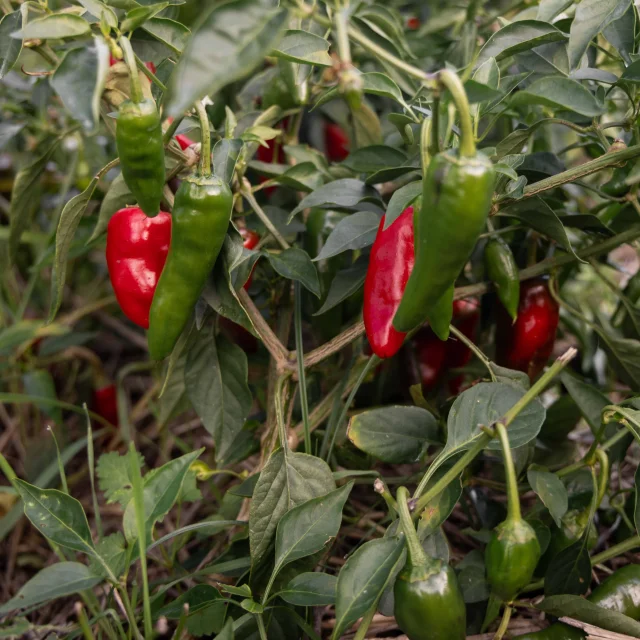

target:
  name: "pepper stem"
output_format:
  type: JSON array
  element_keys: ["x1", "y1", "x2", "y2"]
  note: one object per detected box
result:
[
  {"x1": 396, "y1": 486, "x2": 428, "y2": 566},
  {"x1": 495, "y1": 422, "x2": 521, "y2": 521},
  {"x1": 194, "y1": 101, "x2": 211, "y2": 177},
  {"x1": 437, "y1": 69, "x2": 475, "y2": 157},
  {"x1": 119, "y1": 36, "x2": 142, "y2": 105}
]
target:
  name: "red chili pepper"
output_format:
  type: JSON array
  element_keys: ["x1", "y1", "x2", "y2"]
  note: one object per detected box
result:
[
  {"x1": 239, "y1": 228, "x2": 260, "y2": 289},
  {"x1": 92, "y1": 384, "x2": 118, "y2": 425},
  {"x1": 106, "y1": 207, "x2": 171, "y2": 329},
  {"x1": 414, "y1": 329, "x2": 448, "y2": 391},
  {"x1": 496, "y1": 278, "x2": 559, "y2": 379},
  {"x1": 363, "y1": 207, "x2": 414, "y2": 359},
  {"x1": 324, "y1": 121, "x2": 350, "y2": 162},
  {"x1": 406, "y1": 16, "x2": 421, "y2": 30}
]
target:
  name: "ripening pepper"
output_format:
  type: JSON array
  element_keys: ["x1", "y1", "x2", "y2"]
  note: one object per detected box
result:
[
  {"x1": 484, "y1": 236, "x2": 519, "y2": 321},
  {"x1": 393, "y1": 141, "x2": 495, "y2": 333},
  {"x1": 324, "y1": 121, "x2": 350, "y2": 162},
  {"x1": 364, "y1": 203, "x2": 453, "y2": 359},
  {"x1": 106, "y1": 207, "x2": 171, "y2": 329},
  {"x1": 92, "y1": 384, "x2": 118, "y2": 426},
  {"x1": 147, "y1": 172, "x2": 233, "y2": 359},
  {"x1": 115, "y1": 42, "x2": 165, "y2": 219},
  {"x1": 496, "y1": 278, "x2": 559, "y2": 380},
  {"x1": 394, "y1": 487, "x2": 466, "y2": 640}
]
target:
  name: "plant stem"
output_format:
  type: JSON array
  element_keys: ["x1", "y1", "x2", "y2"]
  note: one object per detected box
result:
[
  {"x1": 420, "y1": 116, "x2": 432, "y2": 174},
  {"x1": 275, "y1": 375, "x2": 291, "y2": 453},
  {"x1": 119, "y1": 36, "x2": 142, "y2": 104},
  {"x1": 163, "y1": 114, "x2": 185, "y2": 145},
  {"x1": 194, "y1": 101, "x2": 211, "y2": 176},
  {"x1": 134, "y1": 51, "x2": 166, "y2": 91},
  {"x1": 128, "y1": 444, "x2": 153, "y2": 640},
  {"x1": 294, "y1": 282, "x2": 311, "y2": 454},
  {"x1": 241, "y1": 180, "x2": 291, "y2": 250},
  {"x1": 256, "y1": 613, "x2": 269, "y2": 640},
  {"x1": 397, "y1": 486, "x2": 428, "y2": 565},
  {"x1": 494, "y1": 605, "x2": 512, "y2": 640},
  {"x1": 591, "y1": 535, "x2": 640, "y2": 565},
  {"x1": 595, "y1": 449, "x2": 609, "y2": 508},
  {"x1": 437, "y1": 69, "x2": 475, "y2": 157},
  {"x1": 449, "y1": 324, "x2": 496, "y2": 381},
  {"x1": 495, "y1": 423, "x2": 521, "y2": 520}
]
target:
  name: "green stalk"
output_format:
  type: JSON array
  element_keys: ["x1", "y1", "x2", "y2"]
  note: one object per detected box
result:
[
  {"x1": 420, "y1": 117, "x2": 432, "y2": 175},
  {"x1": 397, "y1": 487, "x2": 428, "y2": 566},
  {"x1": 294, "y1": 282, "x2": 311, "y2": 454},
  {"x1": 194, "y1": 101, "x2": 211, "y2": 176},
  {"x1": 163, "y1": 114, "x2": 185, "y2": 145},
  {"x1": 119, "y1": 36, "x2": 142, "y2": 104},
  {"x1": 495, "y1": 422, "x2": 521, "y2": 521},
  {"x1": 128, "y1": 443, "x2": 153, "y2": 640},
  {"x1": 437, "y1": 69, "x2": 475, "y2": 157}
]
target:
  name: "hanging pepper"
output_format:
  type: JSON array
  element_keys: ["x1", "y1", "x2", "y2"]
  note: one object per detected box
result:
[
  {"x1": 106, "y1": 207, "x2": 171, "y2": 329},
  {"x1": 484, "y1": 237, "x2": 519, "y2": 321},
  {"x1": 485, "y1": 423, "x2": 540, "y2": 602},
  {"x1": 393, "y1": 71, "x2": 495, "y2": 333},
  {"x1": 148, "y1": 103, "x2": 233, "y2": 360},
  {"x1": 324, "y1": 121, "x2": 350, "y2": 162},
  {"x1": 115, "y1": 37, "x2": 165, "y2": 217},
  {"x1": 496, "y1": 278, "x2": 559, "y2": 379},
  {"x1": 92, "y1": 384, "x2": 118, "y2": 426},
  {"x1": 394, "y1": 486, "x2": 466, "y2": 640},
  {"x1": 364, "y1": 202, "x2": 453, "y2": 359}
]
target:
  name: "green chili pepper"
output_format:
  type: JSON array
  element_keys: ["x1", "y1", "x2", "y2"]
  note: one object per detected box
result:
[
  {"x1": 589, "y1": 564, "x2": 640, "y2": 619},
  {"x1": 393, "y1": 72, "x2": 495, "y2": 333},
  {"x1": 485, "y1": 423, "x2": 540, "y2": 602},
  {"x1": 116, "y1": 37, "x2": 165, "y2": 216},
  {"x1": 394, "y1": 486, "x2": 466, "y2": 640},
  {"x1": 484, "y1": 236, "x2": 519, "y2": 321},
  {"x1": 602, "y1": 164, "x2": 630, "y2": 197},
  {"x1": 147, "y1": 104, "x2": 232, "y2": 360}
]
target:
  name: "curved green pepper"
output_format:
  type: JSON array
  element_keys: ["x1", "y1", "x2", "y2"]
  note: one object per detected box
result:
[
  {"x1": 590, "y1": 564, "x2": 640, "y2": 619},
  {"x1": 394, "y1": 487, "x2": 466, "y2": 640},
  {"x1": 484, "y1": 236, "x2": 519, "y2": 321},
  {"x1": 393, "y1": 148, "x2": 495, "y2": 332},
  {"x1": 148, "y1": 173, "x2": 233, "y2": 359},
  {"x1": 116, "y1": 99, "x2": 165, "y2": 217}
]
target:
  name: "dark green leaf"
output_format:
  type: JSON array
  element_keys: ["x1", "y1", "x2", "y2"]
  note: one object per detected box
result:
[
  {"x1": 417, "y1": 460, "x2": 463, "y2": 538},
  {"x1": 89, "y1": 172, "x2": 132, "y2": 242},
  {"x1": 280, "y1": 573, "x2": 337, "y2": 606},
  {"x1": 142, "y1": 17, "x2": 190, "y2": 54},
  {"x1": 383, "y1": 181, "x2": 421, "y2": 229},
  {"x1": 291, "y1": 179, "x2": 380, "y2": 219},
  {"x1": 544, "y1": 540, "x2": 591, "y2": 596},
  {"x1": 166, "y1": 0, "x2": 288, "y2": 116},
  {"x1": 266, "y1": 247, "x2": 321, "y2": 297},
  {"x1": 185, "y1": 330, "x2": 252, "y2": 464},
  {"x1": 22, "y1": 370, "x2": 61, "y2": 424},
  {"x1": 121, "y1": 3, "x2": 169, "y2": 33},
  {"x1": 527, "y1": 464, "x2": 569, "y2": 527},
  {"x1": 0, "y1": 8, "x2": 25, "y2": 79},
  {"x1": 313, "y1": 211, "x2": 380, "y2": 262},
  {"x1": 560, "y1": 372, "x2": 608, "y2": 434},
  {"x1": 313, "y1": 257, "x2": 367, "y2": 316},
  {"x1": 213, "y1": 138, "x2": 243, "y2": 184},
  {"x1": 0, "y1": 563, "x2": 102, "y2": 615},
  {"x1": 342, "y1": 145, "x2": 408, "y2": 173},
  {"x1": 157, "y1": 585, "x2": 226, "y2": 636},
  {"x1": 347, "y1": 406, "x2": 439, "y2": 463}
]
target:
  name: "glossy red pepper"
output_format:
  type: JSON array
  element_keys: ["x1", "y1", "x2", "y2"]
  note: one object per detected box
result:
[
  {"x1": 364, "y1": 207, "x2": 414, "y2": 359},
  {"x1": 92, "y1": 384, "x2": 118, "y2": 426},
  {"x1": 239, "y1": 228, "x2": 260, "y2": 289},
  {"x1": 106, "y1": 207, "x2": 171, "y2": 329},
  {"x1": 175, "y1": 133, "x2": 194, "y2": 150},
  {"x1": 496, "y1": 278, "x2": 559, "y2": 379},
  {"x1": 324, "y1": 121, "x2": 350, "y2": 162}
]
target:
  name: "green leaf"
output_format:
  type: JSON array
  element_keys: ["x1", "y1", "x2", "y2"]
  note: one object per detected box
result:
[
  {"x1": 266, "y1": 247, "x2": 321, "y2": 298},
  {"x1": 0, "y1": 562, "x2": 102, "y2": 615},
  {"x1": 417, "y1": 460, "x2": 463, "y2": 538},
  {"x1": 544, "y1": 539, "x2": 592, "y2": 596},
  {"x1": 280, "y1": 573, "x2": 337, "y2": 606},
  {"x1": 15, "y1": 480, "x2": 95, "y2": 554},
  {"x1": 97, "y1": 450, "x2": 144, "y2": 506},
  {"x1": 123, "y1": 449, "x2": 203, "y2": 542},
  {"x1": 185, "y1": 330, "x2": 252, "y2": 464},
  {"x1": 333, "y1": 537, "x2": 404, "y2": 640},
  {"x1": 78, "y1": 0, "x2": 118, "y2": 28},
  {"x1": 268, "y1": 162, "x2": 324, "y2": 192},
  {"x1": 157, "y1": 585, "x2": 226, "y2": 636},
  {"x1": 476, "y1": 20, "x2": 567, "y2": 66},
  {"x1": 383, "y1": 181, "x2": 421, "y2": 229},
  {"x1": 348, "y1": 406, "x2": 440, "y2": 463},
  {"x1": 49, "y1": 173, "x2": 102, "y2": 322},
  {"x1": 142, "y1": 17, "x2": 191, "y2": 54},
  {"x1": 596, "y1": 330, "x2": 640, "y2": 389},
  {"x1": 272, "y1": 483, "x2": 352, "y2": 581},
  {"x1": 0, "y1": 8, "x2": 25, "y2": 79},
  {"x1": 538, "y1": 595, "x2": 640, "y2": 637},
  {"x1": 22, "y1": 370, "x2": 61, "y2": 424},
  {"x1": 313, "y1": 257, "x2": 367, "y2": 316},
  {"x1": 567, "y1": 0, "x2": 631, "y2": 69},
  {"x1": 249, "y1": 449, "x2": 335, "y2": 568},
  {"x1": 313, "y1": 211, "x2": 380, "y2": 262},
  {"x1": 213, "y1": 138, "x2": 242, "y2": 184},
  {"x1": 537, "y1": 0, "x2": 572, "y2": 21},
  {"x1": 9, "y1": 135, "x2": 63, "y2": 263},
  {"x1": 291, "y1": 179, "x2": 380, "y2": 219},
  {"x1": 527, "y1": 465, "x2": 569, "y2": 527},
  {"x1": 447, "y1": 382, "x2": 545, "y2": 454},
  {"x1": 89, "y1": 172, "x2": 132, "y2": 242},
  {"x1": 166, "y1": 0, "x2": 288, "y2": 117},
  {"x1": 272, "y1": 29, "x2": 331, "y2": 66},
  {"x1": 92, "y1": 532, "x2": 126, "y2": 578},
  {"x1": 510, "y1": 77, "x2": 605, "y2": 117},
  {"x1": 121, "y1": 2, "x2": 169, "y2": 33},
  {"x1": 342, "y1": 145, "x2": 407, "y2": 173},
  {"x1": 13, "y1": 14, "x2": 91, "y2": 39},
  {"x1": 560, "y1": 372, "x2": 608, "y2": 434}
]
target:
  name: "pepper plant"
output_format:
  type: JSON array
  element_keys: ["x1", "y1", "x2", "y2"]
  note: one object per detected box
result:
[{"x1": 2, "y1": 1, "x2": 640, "y2": 639}]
